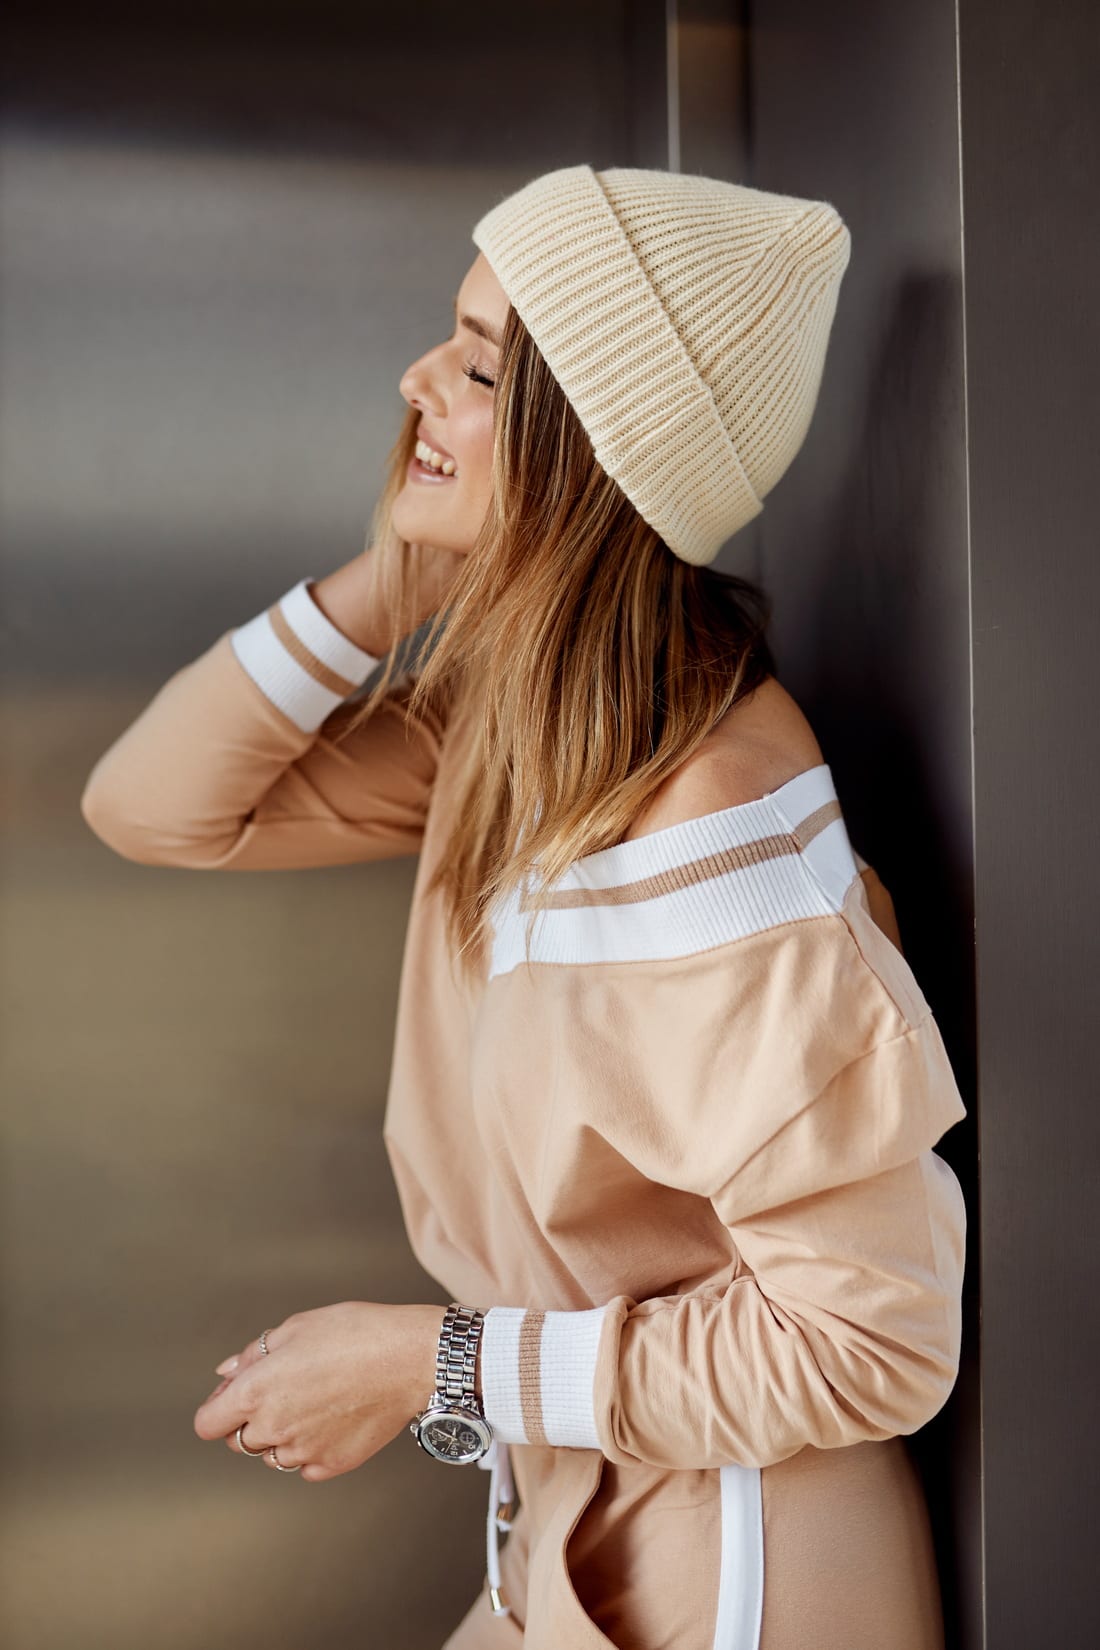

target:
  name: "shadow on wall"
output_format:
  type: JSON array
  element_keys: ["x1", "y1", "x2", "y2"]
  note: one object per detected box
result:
[
  {"x1": 807, "y1": 269, "x2": 971, "y2": 1031},
  {"x1": 802, "y1": 267, "x2": 978, "y2": 1649}
]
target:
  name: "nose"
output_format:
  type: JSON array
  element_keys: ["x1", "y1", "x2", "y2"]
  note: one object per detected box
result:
[{"x1": 399, "y1": 346, "x2": 446, "y2": 415}]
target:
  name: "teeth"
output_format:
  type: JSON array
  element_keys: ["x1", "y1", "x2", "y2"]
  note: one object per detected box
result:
[{"x1": 416, "y1": 438, "x2": 457, "y2": 475}]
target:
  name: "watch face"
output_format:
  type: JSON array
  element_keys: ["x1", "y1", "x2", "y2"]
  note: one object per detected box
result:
[{"x1": 416, "y1": 1407, "x2": 492, "y2": 1464}]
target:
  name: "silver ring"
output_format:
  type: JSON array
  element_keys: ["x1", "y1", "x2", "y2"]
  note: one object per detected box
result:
[
  {"x1": 235, "y1": 1424, "x2": 268, "y2": 1457},
  {"x1": 265, "y1": 1446, "x2": 300, "y2": 1473},
  {"x1": 258, "y1": 1329, "x2": 271, "y2": 1357}
]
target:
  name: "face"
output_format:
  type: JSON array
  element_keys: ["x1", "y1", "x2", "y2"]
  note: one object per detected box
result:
[{"x1": 392, "y1": 251, "x2": 508, "y2": 555}]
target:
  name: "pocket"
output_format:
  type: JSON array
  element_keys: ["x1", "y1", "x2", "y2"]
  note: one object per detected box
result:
[
  {"x1": 561, "y1": 1451, "x2": 622, "y2": 1648},
  {"x1": 561, "y1": 1457, "x2": 732, "y2": 1650},
  {"x1": 534, "y1": 1449, "x2": 621, "y2": 1650}
]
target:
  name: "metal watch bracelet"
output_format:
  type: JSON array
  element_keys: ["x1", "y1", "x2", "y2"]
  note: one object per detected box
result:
[
  {"x1": 435, "y1": 1302, "x2": 485, "y2": 1405},
  {"x1": 408, "y1": 1303, "x2": 493, "y2": 1464}
]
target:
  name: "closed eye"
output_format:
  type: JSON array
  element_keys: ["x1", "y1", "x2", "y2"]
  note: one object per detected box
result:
[{"x1": 463, "y1": 359, "x2": 496, "y2": 389}]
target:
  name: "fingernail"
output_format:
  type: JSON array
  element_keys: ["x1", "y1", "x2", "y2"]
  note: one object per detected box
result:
[{"x1": 215, "y1": 1356, "x2": 240, "y2": 1375}]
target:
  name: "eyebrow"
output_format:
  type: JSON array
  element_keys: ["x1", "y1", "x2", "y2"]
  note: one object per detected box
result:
[{"x1": 452, "y1": 292, "x2": 502, "y2": 349}]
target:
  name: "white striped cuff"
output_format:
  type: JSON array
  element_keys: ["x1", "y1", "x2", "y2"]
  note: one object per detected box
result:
[
  {"x1": 480, "y1": 1304, "x2": 611, "y2": 1450},
  {"x1": 229, "y1": 577, "x2": 381, "y2": 733}
]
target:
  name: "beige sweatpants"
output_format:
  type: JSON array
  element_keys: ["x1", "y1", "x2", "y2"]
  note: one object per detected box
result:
[{"x1": 441, "y1": 1436, "x2": 945, "y2": 1650}]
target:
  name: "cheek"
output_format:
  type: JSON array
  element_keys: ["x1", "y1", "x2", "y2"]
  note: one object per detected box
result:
[{"x1": 457, "y1": 410, "x2": 496, "y2": 484}]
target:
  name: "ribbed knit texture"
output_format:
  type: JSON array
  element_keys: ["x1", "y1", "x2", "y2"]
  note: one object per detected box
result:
[
  {"x1": 229, "y1": 577, "x2": 379, "y2": 733},
  {"x1": 471, "y1": 164, "x2": 851, "y2": 566}
]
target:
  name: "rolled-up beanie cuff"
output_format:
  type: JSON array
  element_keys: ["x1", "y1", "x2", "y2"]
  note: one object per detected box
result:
[{"x1": 471, "y1": 164, "x2": 851, "y2": 567}]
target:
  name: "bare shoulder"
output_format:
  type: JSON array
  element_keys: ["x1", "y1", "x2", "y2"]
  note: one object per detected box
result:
[{"x1": 620, "y1": 676, "x2": 825, "y2": 844}]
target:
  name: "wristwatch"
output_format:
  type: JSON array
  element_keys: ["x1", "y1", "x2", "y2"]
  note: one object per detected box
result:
[{"x1": 409, "y1": 1302, "x2": 494, "y2": 1464}]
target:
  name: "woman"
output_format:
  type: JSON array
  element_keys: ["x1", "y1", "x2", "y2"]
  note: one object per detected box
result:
[{"x1": 81, "y1": 164, "x2": 968, "y2": 1650}]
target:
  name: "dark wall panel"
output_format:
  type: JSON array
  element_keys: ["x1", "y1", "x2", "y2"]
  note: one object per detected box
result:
[
  {"x1": 705, "y1": 3, "x2": 980, "y2": 1644},
  {"x1": 959, "y1": 1, "x2": 1100, "y2": 1645}
]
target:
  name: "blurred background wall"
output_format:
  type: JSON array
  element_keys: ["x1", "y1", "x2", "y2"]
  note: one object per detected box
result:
[
  {"x1": 3, "y1": 2, "x2": 1096, "y2": 1647},
  {"x1": 1, "y1": 5, "x2": 669, "y2": 1647}
]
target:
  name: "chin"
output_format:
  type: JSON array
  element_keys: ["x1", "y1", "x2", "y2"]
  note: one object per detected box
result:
[{"x1": 393, "y1": 503, "x2": 471, "y2": 556}]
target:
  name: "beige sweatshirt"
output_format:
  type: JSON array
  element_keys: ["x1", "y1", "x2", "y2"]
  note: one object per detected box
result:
[{"x1": 81, "y1": 577, "x2": 968, "y2": 1650}]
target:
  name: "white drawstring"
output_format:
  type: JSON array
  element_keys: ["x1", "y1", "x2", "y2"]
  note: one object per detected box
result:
[{"x1": 478, "y1": 1437, "x2": 516, "y2": 1616}]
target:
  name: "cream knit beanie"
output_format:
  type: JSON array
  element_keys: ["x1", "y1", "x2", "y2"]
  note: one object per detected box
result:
[{"x1": 471, "y1": 164, "x2": 851, "y2": 567}]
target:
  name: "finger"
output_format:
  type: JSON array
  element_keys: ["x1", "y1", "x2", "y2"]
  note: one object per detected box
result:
[
  {"x1": 299, "y1": 1461, "x2": 338, "y2": 1483},
  {"x1": 194, "y1": 1382, "x2": 252, "y2": 1442},
  {"x1": 215, "y1": 1328, "x2": 274, "y2": 1378}
]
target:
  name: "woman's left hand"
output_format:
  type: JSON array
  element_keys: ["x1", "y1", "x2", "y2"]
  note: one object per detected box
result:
[{"x1": 193, "y1": 1301, "x2": 445, "y2": 1482}]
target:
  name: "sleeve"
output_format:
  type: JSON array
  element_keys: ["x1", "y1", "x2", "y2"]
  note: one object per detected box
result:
[
  {"x1": 79, "y1": 577, "x2": 450, "y2": 869},
  {"x1": 479, "y1": 932, "x2": 968, "y2": 1472},
  {"x1": 858, "y1": 863, "x2": 904, "y2": 953}
]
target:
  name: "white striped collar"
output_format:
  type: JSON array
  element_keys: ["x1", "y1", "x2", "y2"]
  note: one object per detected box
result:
[{"x1": 487, "y1": 763, "x2": 860, "y2": 978}]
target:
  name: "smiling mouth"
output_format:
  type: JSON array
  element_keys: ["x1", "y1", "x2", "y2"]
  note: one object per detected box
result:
[{"x1": 414, "y1": 438, "x2": 457, "y2": 476}]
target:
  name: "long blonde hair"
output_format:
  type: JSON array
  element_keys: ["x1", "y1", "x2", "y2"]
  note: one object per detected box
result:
[{"x1": 340, "y1": 301, "x2": 775, "y2": 976}]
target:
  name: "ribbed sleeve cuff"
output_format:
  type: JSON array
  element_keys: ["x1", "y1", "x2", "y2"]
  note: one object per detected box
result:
[
  {"x1": 229, "y1": 577, "x2": 381, "y2": 733},
  {"x1": 480, "y1": 1305, "x2": 610, "y2": 1450}
]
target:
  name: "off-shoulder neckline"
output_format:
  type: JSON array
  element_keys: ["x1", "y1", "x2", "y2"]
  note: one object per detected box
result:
[{"x1": 550, "y1": 762, "x2": 837, "y2": 883}]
